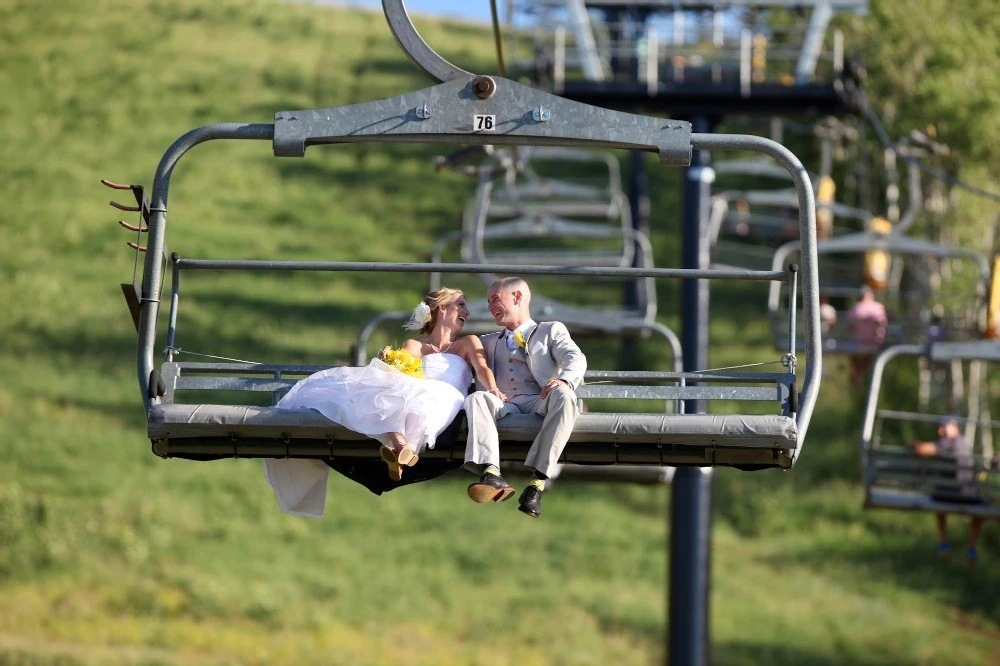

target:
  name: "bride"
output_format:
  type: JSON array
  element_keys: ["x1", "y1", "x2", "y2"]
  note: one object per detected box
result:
[{"x1": 263, "y1": 288, "x2": 507, "y2": 517}]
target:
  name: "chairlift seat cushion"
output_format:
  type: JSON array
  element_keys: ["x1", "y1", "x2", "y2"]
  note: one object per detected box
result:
[
  {"x1": 148, "y1": 404, "x2": 797, "y2": 449},
  {"x1": 494, "y1": 413, "x2": 796, "y2": 448}
]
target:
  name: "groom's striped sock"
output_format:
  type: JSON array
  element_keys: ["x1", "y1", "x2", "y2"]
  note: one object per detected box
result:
[{"x1": 484, "y1": 465, "x2": 501, "y2": 477}]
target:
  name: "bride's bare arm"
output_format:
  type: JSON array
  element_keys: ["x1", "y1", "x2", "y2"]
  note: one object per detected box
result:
[
  {"x1": 378, "y1": 338, "x2": 422, "y2": 361},
  {"x1": 401, "y1": 338, "x2": 423, "y2": 357},
  {"x1": 456, "y1": 336, "x2": 506, "y2": 401}
]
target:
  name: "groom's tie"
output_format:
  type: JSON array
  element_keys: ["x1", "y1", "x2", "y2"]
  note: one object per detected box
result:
[{"x1": 504, "y1": 330, "x2": 516, "y2": 352}]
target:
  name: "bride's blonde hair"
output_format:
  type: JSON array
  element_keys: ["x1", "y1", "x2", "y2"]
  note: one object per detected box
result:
[{"x1": 418, "y1": 288, "x2": 463, "y2": 335}]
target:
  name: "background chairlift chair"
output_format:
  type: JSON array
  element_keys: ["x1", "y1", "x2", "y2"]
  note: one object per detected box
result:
[
  {"x1": 356, "y1": 145, "x2": 669, "y2": 369},
  {"x1": 483, "y1": 146, "x2": 629, "y2": 220},
  {"x1": 708, "y1": 117, "x2": 869, "y2": 270},
  {"x1": 860, "y1": 341, "x2": 1000, "y2": 518},
  {"x1": 122, "y1": 0, "x2": 825, "y2": 472},
  {"x1": 459, "y1": 148, "x2": 638, "y2": 268},
  {"x1": 767, "y1": 231, "x2": 992, "y2": 355},
  {"x1": 707, "y1": 185, "x2": 871, "y2": 271}
]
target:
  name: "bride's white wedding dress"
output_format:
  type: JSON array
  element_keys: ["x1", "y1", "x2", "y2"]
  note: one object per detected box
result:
[{"x1": 263, "y1": 353, "x2": 473, "y2": 518}]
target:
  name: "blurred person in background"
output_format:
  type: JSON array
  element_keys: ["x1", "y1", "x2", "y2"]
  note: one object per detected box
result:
[
  {"x1": 913, "y1": 417, "x2": 984, "y2": 566},
  {"x1": 848, "y1": 286, "x2": 888, "y2": 384}
]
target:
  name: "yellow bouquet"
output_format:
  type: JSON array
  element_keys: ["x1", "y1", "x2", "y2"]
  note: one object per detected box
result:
[{"x1": 379, "y1": 346, "x2": 425, "y2": 379}]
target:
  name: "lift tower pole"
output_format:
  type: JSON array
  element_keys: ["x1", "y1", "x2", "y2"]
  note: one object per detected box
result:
[{"x1": 670, "y1": 113, "x2": 715, "y2": 666}]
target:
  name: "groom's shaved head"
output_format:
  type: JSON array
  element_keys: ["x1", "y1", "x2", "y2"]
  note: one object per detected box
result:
[
  {"x1": 491, "y1": 277, "x2": 531, "y2": 305},
  {"x1": 487, "y1": 277, "x2": 532, "y2": 329}
]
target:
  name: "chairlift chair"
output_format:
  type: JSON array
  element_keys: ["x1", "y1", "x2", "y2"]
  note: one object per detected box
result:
[
  {"x1": 485, "y1": 146, "x2": 628, "y2": 220},
  {"x1": 708, "y1": 117, "x2": 868, "y2": 267},
  {"x1": 356, "y1": 147, "x2": 667, "y2": 368},
  {"x1": 860, "y1": 341, "x2": 1000, "y2": 517},
  {"x1": 767, "y1": 232, "x2": 991, "y2": 355},
  {"x1": 116, "y1": 0, "x2": 825, "y2": 473}
]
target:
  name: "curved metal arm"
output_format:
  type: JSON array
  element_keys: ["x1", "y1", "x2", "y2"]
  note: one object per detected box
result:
[
  {"x1": 138, "y1": 123, "x2": 274, "y2": 408},
  {"x1": 692, "y1": 133, "x2": 821, "y2": 460},
  {"x1": 382, "y1": 0, "x2": 471, "y2": 83},
  {"x1": 860, "y1": 344, "x2": 927, "y2": 448},
  {"x1": 894, "y1": 153, "x2": 922, "y2": 235}
]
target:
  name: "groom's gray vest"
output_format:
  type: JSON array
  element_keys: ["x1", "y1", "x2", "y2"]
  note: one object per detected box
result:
[{"x1": 492, "y1": 337, "x2": 541, "y2": 398}]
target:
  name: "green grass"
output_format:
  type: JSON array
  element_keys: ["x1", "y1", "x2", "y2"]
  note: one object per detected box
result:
[{"x1": 1, "y1": 0, "x2": 999, "y2": 664}]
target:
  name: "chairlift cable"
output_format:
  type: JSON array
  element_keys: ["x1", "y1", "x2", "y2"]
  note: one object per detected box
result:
[
  {"x1": 489, "y1": 0, "x2": 507, "y2": 78},
  {"x1": 695, "y1": 359, "x2": 788, "y2": 373},
  {"x1": 164, "y1": 346, "x2": 261, "y2": 365},
  {"x1": 859, "y1": 91, "x2": 1000, "y2": 204}
]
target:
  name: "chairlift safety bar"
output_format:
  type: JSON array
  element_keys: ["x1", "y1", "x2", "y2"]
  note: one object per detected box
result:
[{"x1": 172, "y1": 258, "x2": 789, "y2": 281}]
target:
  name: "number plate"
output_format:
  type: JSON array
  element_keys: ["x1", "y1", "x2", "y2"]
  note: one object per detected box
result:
[{"x1": 473, "y1": 115, "x2": 496, "y2": 132}]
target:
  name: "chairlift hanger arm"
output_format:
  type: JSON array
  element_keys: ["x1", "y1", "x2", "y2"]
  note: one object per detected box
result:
[
  {"x1": 272, "y1": 76, "x2": 692, "y2": 166},
  {"x1": 382, "y1": 0, "x2": 470, "y2": 84}
]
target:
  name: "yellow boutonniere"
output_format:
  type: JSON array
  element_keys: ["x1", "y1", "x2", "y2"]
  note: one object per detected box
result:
[
  {"x1": 379, "y1": 346, "x2": 425, "y2": 379},
  {"x1": 514, "y1": 330, "x2": 526, "y2": 349}
]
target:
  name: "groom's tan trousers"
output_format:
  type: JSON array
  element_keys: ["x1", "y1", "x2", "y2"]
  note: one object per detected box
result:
[{"x1": 463, "y1": 384, "x2": 579, "y2": 478}]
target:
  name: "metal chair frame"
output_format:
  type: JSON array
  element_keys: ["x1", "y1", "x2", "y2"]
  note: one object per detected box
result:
[{"x1": 129, "y1": 0, "x2": 824, "y2": 468}]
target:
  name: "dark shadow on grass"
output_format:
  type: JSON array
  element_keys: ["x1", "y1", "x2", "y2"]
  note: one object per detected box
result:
[
  {"x1": 770, "y1": 535, "x2": 1000, "y2": 622},
  {"x1": 188, "y1": 290, "x2": 381, "y2": 332},
  {"x1": 56, "y1": 393, "x2": 148, "y2": 430},
  {"x1": 10, "y1": 324, "x2": 139, "y2": 372},
  {"x1": 586, "y1": 606, "x2": 664, "y2": 647}
]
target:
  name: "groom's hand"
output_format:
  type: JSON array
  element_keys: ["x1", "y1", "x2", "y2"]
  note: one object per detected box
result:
[{"x1": 540, "y1": 379, "x2": 568, "y2": 399}]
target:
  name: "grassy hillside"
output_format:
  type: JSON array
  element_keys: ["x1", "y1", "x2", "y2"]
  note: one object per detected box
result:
[{"x1": 1, "y1": 1, "x2": 998, "y2": 665}]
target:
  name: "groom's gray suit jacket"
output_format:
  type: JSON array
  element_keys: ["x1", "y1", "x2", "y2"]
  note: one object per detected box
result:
[{"x1": 475, "y1": 321, "x2": 587, "y2": 394}]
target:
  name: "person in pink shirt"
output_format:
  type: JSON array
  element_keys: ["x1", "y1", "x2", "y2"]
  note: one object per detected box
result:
[{"x1": 848, "y1": 286, "x2": 888, "y2": 383}]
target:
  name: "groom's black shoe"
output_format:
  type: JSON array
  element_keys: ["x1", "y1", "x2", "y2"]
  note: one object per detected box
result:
[
  {"x1": 517, "y1": 486, "x2": 543, "y2": 518},
  {"x1": 468, "y1": 473, "x2": 515, "y2": 503}
]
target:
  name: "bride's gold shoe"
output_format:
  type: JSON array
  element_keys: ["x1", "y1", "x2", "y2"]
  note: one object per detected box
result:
[
  {"x1": 380, "y1": 444, "x2": 419, "y2": 480},
  {"x1": 396, "y1": 446, "x2": 419, "y2": 468}
]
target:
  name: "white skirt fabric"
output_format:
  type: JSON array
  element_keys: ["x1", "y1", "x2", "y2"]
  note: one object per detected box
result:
[{"x1": 263, "y1": 354, "x2": 472, "y2": 517}]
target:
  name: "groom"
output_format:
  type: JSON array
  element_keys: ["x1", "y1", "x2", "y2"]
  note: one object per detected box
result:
[{"x1": 464, "y1": 277, "x2": 587, "y2": 518}]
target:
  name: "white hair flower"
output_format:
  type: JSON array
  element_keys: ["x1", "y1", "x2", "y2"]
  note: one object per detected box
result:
[{"x1": 403, "y1": 301, "x2": 432, "y2": 331}]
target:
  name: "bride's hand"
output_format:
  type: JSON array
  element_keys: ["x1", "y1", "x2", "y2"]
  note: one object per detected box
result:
[
  {"x1": 489, "y1": 386, "x2": 508, "y2": 402},
  {"x1": 377, "y1": 346, "x2": 390, "y2": 361}
]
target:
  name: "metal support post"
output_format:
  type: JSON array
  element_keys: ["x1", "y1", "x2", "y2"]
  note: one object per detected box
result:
[
  {"x1": 668, "y1": 466, "x2": 714, "y2": 665},
  {"x1": 670, "y1": 114, "x2": 715, "y2": 666},
  {"x1": 622, "y1": 150, "x2": 649, "y2": 367}
]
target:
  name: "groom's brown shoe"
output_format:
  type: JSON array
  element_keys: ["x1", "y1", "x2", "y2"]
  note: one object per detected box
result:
[{"x1": 467, "y1": 473, "x2": 515, "y2": 503}]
